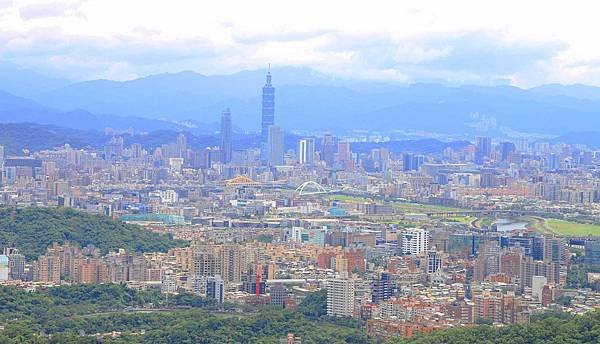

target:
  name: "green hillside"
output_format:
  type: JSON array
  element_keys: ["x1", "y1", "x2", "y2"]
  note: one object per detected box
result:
[{"x1": 0, "y1": 207, "x2": 186, "y2": 259}]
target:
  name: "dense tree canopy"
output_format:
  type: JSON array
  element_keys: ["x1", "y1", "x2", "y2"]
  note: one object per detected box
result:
[
  {"x1": 391, "y1": 310, "x2": 600, "y2": 344},
  {"x1": 0, "y1": 284, "x2": 373, "y2": 344},
  {"x1": 0, "y1": 207, "x2": 186, "y2": 258},
  {"x1": 297, "y1": 288, "x2": 327, "y2": 318},
  {"x1": 4, "y1": 284, "x2": 600, "y2": 343}
]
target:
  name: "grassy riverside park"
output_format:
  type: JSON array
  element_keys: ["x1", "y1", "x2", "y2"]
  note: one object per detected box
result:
[
  {"x1": 323, "y1": 192, "x2": 600, "y2": 237},
  {"x1": 531, "y1": 218, "x2": 600, "y2": 236},
  {"x1": 326, "y1": 194, "x2": 462, "y2": 213}
]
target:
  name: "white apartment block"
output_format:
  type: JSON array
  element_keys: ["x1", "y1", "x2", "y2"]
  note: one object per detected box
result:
[
  {"x1": 327, "y1": 278, "x2": 355, "y2": 317},
  {"x1": 400, "y1": 228, "x2": 430, "y2": 254}
]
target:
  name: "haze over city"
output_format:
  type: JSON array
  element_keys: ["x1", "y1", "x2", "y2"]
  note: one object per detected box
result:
[{"x1": 1, "y1": 1, "x2": 600, "y2": 344}]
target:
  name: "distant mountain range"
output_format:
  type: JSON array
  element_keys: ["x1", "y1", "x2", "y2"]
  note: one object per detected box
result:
[
  {"x1": 0, "y1": 89, "x2": 219, "y2": 134},
  {"x1": 530, "y1": 83, "x2": 600, "y2": 101},
  {"x1": 2, "y1": 62, "x2": 600, "y2": 141},
  {"x1": 0, "y1": 62, "x2": 70, "y2": 98}
]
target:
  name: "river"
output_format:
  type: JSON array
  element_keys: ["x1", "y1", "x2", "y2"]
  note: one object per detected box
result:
[{"x1": 492, "y1": 218, "x2": 529, "y2": 232}]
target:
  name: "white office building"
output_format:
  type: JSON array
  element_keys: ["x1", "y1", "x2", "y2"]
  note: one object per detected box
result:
[
  {"x1": 400, "y1": 228, "x2": 430, "y2": 254},
  {"x1": 297, "y1": 138, "x2": 315, "y2": 165}
]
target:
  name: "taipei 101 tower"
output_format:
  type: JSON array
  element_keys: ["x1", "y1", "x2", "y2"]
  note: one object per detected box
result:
[{"x1": 261, "y1": 66, "x2": 275, "y2": 144}]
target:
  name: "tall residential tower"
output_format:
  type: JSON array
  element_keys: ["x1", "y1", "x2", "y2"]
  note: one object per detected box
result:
[
  {"x1": 220, "y1": 108, "x2": 232, "y2": 164},
  {"x1": 267, "y1": 125, "x2": 284, "y2": 166}
]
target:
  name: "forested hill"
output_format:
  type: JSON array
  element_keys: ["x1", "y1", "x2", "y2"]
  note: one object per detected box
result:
[
  {"x1": 0, "y1": 122, "x2": 103, "y2": 155},
  {"x1": 1, "y1": 283, "x2": 600, "y2": 343},
  {"x1": 0, "y1": 207, "x2": 186, "y2": 259},
  {"x1": 393, "y1": 311, "x2": 600, "y2": 344},
  {"x1": 0, "y1": 284, "x2": 373, "y2": 343}
]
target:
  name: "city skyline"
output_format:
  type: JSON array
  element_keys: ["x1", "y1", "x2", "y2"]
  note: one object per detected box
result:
[{"x1": 2, "y1": 2, "x2": 600, "y2": 343}]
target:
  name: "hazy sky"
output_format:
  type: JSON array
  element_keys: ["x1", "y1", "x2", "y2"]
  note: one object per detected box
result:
[{"x1": 1, "y1": 0, "x2": 599, "y2": 86}]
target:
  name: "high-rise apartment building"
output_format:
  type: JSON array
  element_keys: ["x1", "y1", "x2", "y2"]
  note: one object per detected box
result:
[
  {"x1": 400, "y1": 228, "x2": 430, "y2": 255},
  {"x1": 130, "y1": 143, "x2": 143, "y2": 159},
  {"x1": 500, "y1": 141, "x2": 516, "y2": 161},
  {"x1": 371, "y1": 271, "x2": 393, "y2": 303},
  {"x1": 585, "y1": 239, "x2": 600, "y2": 265},
  {"x1": 104, "y1": 136, "x2": 124, "y2": 159},
  {"x1": 402, "y1": 153, "x2": 424, "y2": 172},
  {"x1": 220, "y1": 108, "x2": 232, "y2": 164},
  {"x1": 104, "y1": 250, "x2": 147, "y2": 283},
  {"x1": 427, "y1": 250, "x2": 443, "y2": 273},
  {"x1": 543, "y1": 237, "x2": 564, "y2": 263},
  {"x1": 337, "y1": 140, "x2": 351, "y2": 163},
  {"x1": 4, "y1": 247, "x2": 25, "y2": 280},
  {"x1": 219, "y1": 244, "x2": 242, "y2": 284},
  {"x1": 191, "y1": 244, "x2": 242, "y2": 286},
  {"x1": 269, "y1": 282, "x2": 286, "y2": 307},
  {"x1": 327, "y1": 277, "x2": 355, "y2": 317},
  {"x1": 192, "y1": 245, "x2": 221, "y2": 278},
  {"x1": 206, "y1": 275, "x2": 224, "y2": 303},
  {"x1": 475, "y1": 136, "x2": 492, "y2": 164},
  {"x1": 74, "y1": 257, "x2": 107, "y2": 284},
  {"x1": 519, "y1": 256, "x2": 561, "y2": 290},
  {"x1": 322, "y1": 133, "x2": 335, "y2": 167},
  {"x1": 268, "y1": 125, "x2": 284, "y2": 166},
  {"x1": 37, "y1": 252, "x2": 61, "y2": 284},
  {"x1": 473, "y1": 242, "x2": 501, "y2": 282},
  {"x1": 176, "y1": 133, "x2": 187, "y2": 158}
]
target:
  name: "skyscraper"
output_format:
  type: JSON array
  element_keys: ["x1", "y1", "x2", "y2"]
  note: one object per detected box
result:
[
  {"x1": 402, "y1": 153, "x2": 424, "y2": 172},
  {"x1": 130, "y1": 143, "x2": 143, "y2": 159},
  {"x1": 176, "y1": 133, "x2": 187, "y2": 158},
  {"x1": 297, "y1": 138, "x2": 315, "y2": 165},
  {"x1": 261, "y1": 69, "x2": 275, "y2": 143},
  {"x1": 337, "y1": 140, "x2": 353, "y2": 171},
  {"x1": 500, "y1": 141, "x2": 516, "y2": 162},
  {"x1": 220, "y1": 108, "x2": 232, "y2": 164},
  {"x1": 475, "y1": 136, "x2": 492, "y2": 164},
  {"x1": 322, "y1": 133, "x2": 335, "y2": 167},
  {"x1": 337, "y1": 140, "x2": 351, "y2": 163},
  {"x1": 268, "y1": 125, "x2": 284, "y2": 166}
]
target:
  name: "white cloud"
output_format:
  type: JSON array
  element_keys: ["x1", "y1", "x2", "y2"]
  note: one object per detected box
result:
[
  {"x1": 19, "y1": 0, "x2": 86, "y2": 20},
  {"x1": 0, "y1": 0, "x2": 598, "y2": 86}
]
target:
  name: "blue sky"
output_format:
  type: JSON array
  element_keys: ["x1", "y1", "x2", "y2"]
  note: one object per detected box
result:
[{"x1": 0, "y1": 0, "x2": 598, "y2": 87}]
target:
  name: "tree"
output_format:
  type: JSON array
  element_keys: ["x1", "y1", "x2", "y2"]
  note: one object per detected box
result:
[
  {"x1": 256, "y1": 234, "x2": 273, "y2": 243},
  {"x1": 557, "y1": 295, "x2": 572, "y2": 306},
  {"x1": 296, "y1": 289, "x2": 327, "y2": 318}
]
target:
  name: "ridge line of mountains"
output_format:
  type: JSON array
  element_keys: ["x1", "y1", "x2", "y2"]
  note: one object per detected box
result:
[
  {"x1": 1, "y1": 61, "x2": 600, "y2": 146},
  {"x1": 0, "y1": 122, "x2": 474, "y2": 156}
]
